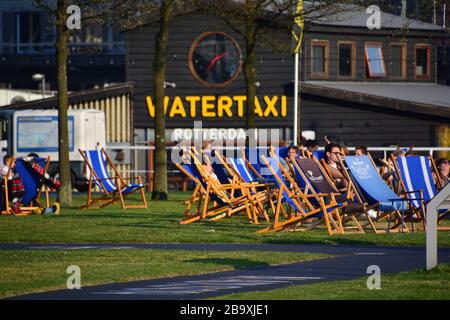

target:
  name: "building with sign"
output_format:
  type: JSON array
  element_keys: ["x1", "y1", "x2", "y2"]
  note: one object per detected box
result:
[{"x1": 125, "y1": 4, "x2": 449, "y2": 148}]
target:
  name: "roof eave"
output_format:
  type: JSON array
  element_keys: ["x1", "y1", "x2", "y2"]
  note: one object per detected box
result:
[{"x1": 300, "y1": 83, "x2": 450, "y2": 120}]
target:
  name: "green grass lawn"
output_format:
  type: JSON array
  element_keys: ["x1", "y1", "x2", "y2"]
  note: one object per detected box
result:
[
  {"x1": 0, "y1": 192, "x2": 449, "y2": 246},
  {"x1": 0, "y1": 249, "x2": 327, "y2": 299},
  {"x1": 213, "y1": 263, "x2": 450, "y2": 300}
]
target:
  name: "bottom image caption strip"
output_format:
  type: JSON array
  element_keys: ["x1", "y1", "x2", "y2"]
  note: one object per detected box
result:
[{"x1": 180, "y1": 304, "x2": 269, "y2": 318}]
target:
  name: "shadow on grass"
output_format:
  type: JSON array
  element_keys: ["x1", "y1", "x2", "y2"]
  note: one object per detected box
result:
[
  {"x1": 262, "y1": 238, "x2": 381, "y2": 246},
  {"x1": 67, "y1": 213, "x2": 155, "y2": 220},
  {"x1": 187, "y1": 258, "x2": 270, "y2": 269}
]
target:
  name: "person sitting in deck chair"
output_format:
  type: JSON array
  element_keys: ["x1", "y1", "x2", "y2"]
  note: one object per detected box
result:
[
  {"x1": 433, "y1": 158, "x2": 449, "y2": 187},
  {"x1": 355, "y1": 145, "x2": 368, "y2": 156},
  {"x1": 324, "y1": 143, "x2": 348, "y2": 190},
  {"x1": 380, "y1": 148, "x2": 404, "y2": 191},
  {"x1": 1, "y1": 154, "x2": 59, "y2": 214},
  {"x1": 305, "y1": 140, "x2": 319, "y2": 153},
  {"x1": 279, "y1": 145, "x2": 299, "y2": 172}
]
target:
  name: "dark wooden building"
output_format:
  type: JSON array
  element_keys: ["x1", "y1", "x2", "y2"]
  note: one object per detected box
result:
[{"x1": 125, "y1": 4, "x2": 450, "y2": 148}]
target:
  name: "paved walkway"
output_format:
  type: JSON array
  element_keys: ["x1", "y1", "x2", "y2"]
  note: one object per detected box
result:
[{"x1": 4, "y1": 243, "x2": 449, "y2": 300}]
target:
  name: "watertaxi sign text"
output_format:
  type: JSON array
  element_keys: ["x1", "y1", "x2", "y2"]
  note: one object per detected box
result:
[{"x1": 146, "y1": 95, "x2": 287, "y2": 118}]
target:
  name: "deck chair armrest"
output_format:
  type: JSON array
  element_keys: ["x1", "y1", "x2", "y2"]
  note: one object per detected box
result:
[
  {"x1": 303, "y1": 193, "x2": 331, "y2": 198},
  {"x1": 221, "y1": 183, "x2": 260, "y2": 189},
  {"x1": 402, "y1": 190, "x2": 422, "y2": 194},
  {"x1": 313, "y1": 193, "x2": 336, "y2": 197},
  {"x1": 387, "y1": 198, "x2": 411, "y2": 202},
  {"x1": 119, "y1": 177, "x2": 146, "y2": 181},
  {"x1": 249, "y1": 183, "x2": 270, "y2": 188},
  {"x1": 93, "y1": 177, "x2": 119, "y2": 181}
]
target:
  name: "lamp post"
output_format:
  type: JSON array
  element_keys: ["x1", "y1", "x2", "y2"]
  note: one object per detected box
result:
[{"x1": 32, "y1": 73, "x2": 46, "y2": 99}]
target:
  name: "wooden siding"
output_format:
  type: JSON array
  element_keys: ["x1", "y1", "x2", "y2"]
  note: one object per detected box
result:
[
  {"x1": 126, "y1": 13, "x2": 448, "y2": 148},
  {"x1": 301, "y1": 95, "x2": 442, "y2": 147},
  {"x1": 126, "y1": 14, "x2": 294, "y2": 129}
]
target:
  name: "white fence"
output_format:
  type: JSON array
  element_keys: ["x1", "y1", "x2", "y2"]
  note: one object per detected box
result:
[{"x1": 105, "y1": 145, "x2": 450, "y2": 181}]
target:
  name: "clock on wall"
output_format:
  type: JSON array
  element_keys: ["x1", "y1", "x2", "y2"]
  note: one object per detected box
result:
[{"x1": 188, "y1": 32, "x2": 243, "y2": 88}]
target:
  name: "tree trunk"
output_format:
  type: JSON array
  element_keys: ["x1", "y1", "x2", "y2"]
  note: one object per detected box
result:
[
  {"x1": 434, "y1": 124, "x2": 450, "y2": 159},
  {"x1": 56, "y1": 0, "x2": 72, "y2": 206},
  {"x1": 151, "y1": 0, "x2": 172, "y2": 200},
  {"x1": 244, "y1": 42, "x2": 256, "y2": 130}
]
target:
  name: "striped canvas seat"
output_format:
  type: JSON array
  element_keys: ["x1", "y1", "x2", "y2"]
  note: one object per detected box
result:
[
  {"x1": 228, "y1": 157, "x2": 257, "y2": 183},
  {"x1": 395, "y1": 156, "x2": 448, "y2": 221},
  {"x1": 84, "y1": 150, "x2": 143, "y2": 195},
  {"x1": 396, "y1": 156, "x2": 436, "y2": 208},
  {"x1": 79, "y1": 148, "x2": 147, "y2": 209},
  {"x1": 180, "y1": 162, "x2": 227, "y2": 206},
  {"x1": 264, "y1": 157, "x2": 303, "y2": 213}
]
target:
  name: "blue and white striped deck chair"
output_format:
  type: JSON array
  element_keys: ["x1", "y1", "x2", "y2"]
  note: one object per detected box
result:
[
  {"x1": 244, "y1": 147, "x2": 273, "y2": 179},
  {"x1": 2, "y1": 157, "x2": 51, "y2": 215},
  {"x1": 394, "y1": 156, "x2": 449, "y2": 224},
  {"x1": 228, "y1": 157, "x2": 258, "y2": 183},
  {"x1": 79, "y1": 148, "x2": 147, "y2": 209},
  {"x1": 343, "y1": 155, "x2": 409, "y2": 231}
]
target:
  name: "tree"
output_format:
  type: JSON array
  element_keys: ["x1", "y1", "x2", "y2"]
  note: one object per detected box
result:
[
  {"x1": 33, "y1": 0, "x2": 72, "y2": 206},
  {"x1": 32, "y1": 0, "x2": 139, "y2": 207},
  {"x1": 119, "y1": 0, "x2": 195, "y2": 200},
  {"x1": 151, "y1": 0, "x2": 174, "y2": 200},
  {"x1": 195, "y1": 0, "x2": 354, "y2": 143},
  {"x1": 55, "y1": 0, "x2": 72, "y2": 207}
]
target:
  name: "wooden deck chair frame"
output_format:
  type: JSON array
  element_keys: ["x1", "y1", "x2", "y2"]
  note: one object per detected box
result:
[
  {"x1": 78, "y1": 148, "x2": 147, "y2": 209},
  {"x1": 213, "y1": 150, "x2": 271, "y2": 224},
  {"x1": 194, "y1": 148, "x2": 271, "y2": 223},
  {"x1": 257, "y1": 153, "x2": 343, "y2": 236},
  {"x1": 176, "y1": 149, "x2": 235, "y2": 224},
  {"x1": 269, "y1": 148, "x2": 345, "y2": 235},
  {"x1": 291, "y1": 156, "x2": 379, "y2": 234},
  {"x1": 2, "y1": 156, "x2": 51, "y2": 216},
  {"x1": 176, "y1": 150, "x2": 253, "y2": 224},
  {"x1": 175, "y1": 162, "x2": 212, "y2": 224},
  {"x1": 178, "y1": 149, "x2": 267, "y2": 224},
  {"x1": 338, "y1": 154, "x2": 407, "y2": 233}
]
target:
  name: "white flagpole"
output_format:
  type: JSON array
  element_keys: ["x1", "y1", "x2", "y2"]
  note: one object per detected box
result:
[{"x1": 293, "y1": 52, "x2": 299, "y2": 145}]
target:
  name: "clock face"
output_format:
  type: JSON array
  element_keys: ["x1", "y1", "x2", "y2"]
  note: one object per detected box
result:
[{"x1": 188, "y1": 32, "x2": 243, "y2": 88}]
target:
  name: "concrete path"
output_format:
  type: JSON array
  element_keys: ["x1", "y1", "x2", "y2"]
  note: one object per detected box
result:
[{"x1": 4, "y1": 243, "x2": 449, "y2": 300}]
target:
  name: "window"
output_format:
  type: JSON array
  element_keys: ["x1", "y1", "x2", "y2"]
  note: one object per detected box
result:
[
  {"x1": 0, "y1": 117, "x2": 8, "y2": 142},
  {"x1": 415, "y1": 44, "x2": 431, "y2": 80},
  {"x1": 338, "y1": 42, "x2": 356, "y2": 78},
  {"x1": 364, "y1": 43, "x2": 386, "y2": 78},
  {"x1": 15, "y1": 12, "x2": 42, "y2": 53},
  {"x1": 390, "y1": 43, "x2": 407, "y2": 79},
  {"x1": 310, "y1": 40, "x2": 329, "y2": 79}
]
